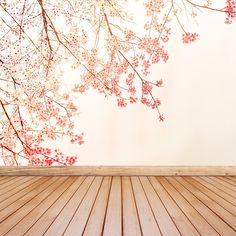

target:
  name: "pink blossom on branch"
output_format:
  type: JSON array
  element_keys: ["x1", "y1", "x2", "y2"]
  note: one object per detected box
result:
[
  {"x1": 225, "y1": 0, "x2": 236, "y2": 23},
  {"x1": 182, "y1": 33, "x2": 198, "y2": 44},
  {"x1": 156, "y1": 79, "x2": 163, "y2": 87}
]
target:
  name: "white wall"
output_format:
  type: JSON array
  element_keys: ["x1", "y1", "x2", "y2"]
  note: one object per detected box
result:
[{"x1": 64, "y1": 7, "x2": 236, "y2": 165}]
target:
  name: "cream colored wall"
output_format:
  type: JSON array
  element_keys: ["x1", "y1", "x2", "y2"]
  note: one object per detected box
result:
[{"x1": 64, "y1": 8, "x2": 236, "y2": 165}]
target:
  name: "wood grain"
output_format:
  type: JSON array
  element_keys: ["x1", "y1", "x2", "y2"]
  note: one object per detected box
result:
[
  {"x1": 140, "y1": 176, "x2": 181, "y2": 236},
  {"x1": 149, "y1": 176, "x2": 200, "y2": 236},
  {"x1": 63, "y1": 177, "x2": 103, "y2": 236},
  {"x1": 83, "y1": 177, "x2": 112, "y2": 236},
  {"x1": 122, "y1": 176, "x2": 142, "y2": 236},
  {"x1": 158, "y1": 177, "x2": 218, "y2": 236},
  {"x1": 0, "y1": 166, "x2": 235, "y2": 176},
  {"x1": 0, "y1": 176, "x2": 235, "y2": 236},
  {"x1": 103, "y1": 177, "x2": 122, "y2": 236},
  {"x1": 131, "y1": 176, "x2": 161, "y2": 235},
  {"x1": 43, "y1": 176, "x2": 94, "y2": 236},
  {"x1": 167, "y1": 177, "x2": 236, "y2": 235}
]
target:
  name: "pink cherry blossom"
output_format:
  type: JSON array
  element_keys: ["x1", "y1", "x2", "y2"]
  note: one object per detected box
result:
[{"x1": 182, "y1": 33, "x2": 198, "y2": 44}]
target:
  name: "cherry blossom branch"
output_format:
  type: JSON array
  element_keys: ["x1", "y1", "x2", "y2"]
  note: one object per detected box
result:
[
  {"x1": 0, "y1": 99, "x2": 25, "y2": 147},
  {"x1": 0, "y1": 3, "x2": 46, "y2": 59},
  {"x1": 184, "y1": 0, "x2": 235, "y2": 13}
]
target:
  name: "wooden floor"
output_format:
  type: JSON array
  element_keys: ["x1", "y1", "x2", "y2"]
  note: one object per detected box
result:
[{"x1": 0, "y1": 176, "x2": 236, "y2": 236}]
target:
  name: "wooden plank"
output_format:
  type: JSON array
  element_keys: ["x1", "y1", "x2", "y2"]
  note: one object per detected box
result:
[
  {"x1": 201, "y1": 176, "x2": 236, "y2": 196},
  {"x1": 0, "y1": 166, "x2": 236, "y2": 176},
  {"x1": 149, "y1": 176, "x2": 200, "y2": 236},
  {"x1": 210, "y1": 177, "x2": 236, "y2": 191},
  {"x1": 0, "y1": 176, "x2": 19, "y2": 189},
  {"x1": 0, "y1": 177, "x2": 41, "y2": 203},
  {"x1": 196, "y1": 177, "x2": 236, "y2": 204},
  {"x1": 0, "y1": 176, "x2": 17, "y2": 185},
  {"x1": 0, "y1": 177, "x2": 68, "y2": 235},
  {"x1": 185, "y1": 177, "x2": 236, "y2": 217},
  {"x1": 226, "y1": 176, "x2": 236, "y2": 182},
  {"x1": 131, "y1": 177, "x2": 161, "y2": 235},
  {"x1": 0, "y1": 176, "x2": 9, "y2": 182},
  {"x1": 103, "y1": 177, "x2": 122, "y2": 236},
  {"x1": 0, "y1": 176, "x2": 47, "y2": 212},
  {"x1": 132, "y1": 177, "x2": 162, "y2": 235},
  {"x1": 122, "y1": 176, "x2": 142, "y2": 236},
  {"x1": 63, "y1": 176, "x2": 103, "y2": 236},
  {"x1": 0, "y1": 176, "x2": 26, "y2": 193},
  {"x1": 43, "y1": 177, "x2": 95, "y2": 236},
  {"x1": 26, "y1": 176, "x2": 90, "y2": 236},
  {"x1": 83, "y1": 177, "x2": 112, "y2": 236},
  {"x1": 0, "y1": 176, "x2": 34, "y2": 196},
  {"x1": 167, "y1": 177, "x2": 236, "y2": 236},
  {"x1": 225, "y1": 176, "x2": 236, "y2": 185},
  {"x1": 0, "y1": 175, "x2": 235, "y2": 236},
  {"x1": 6, "y1": 177, "x2": 78, "y2": 236},
  {"x1": 158, "y1": 177, "x2": 218, "y2": 236},
  {"x1": 0, "y1": 177, "x2": 59, "y2": 222},
  {"x1": 43, "y1": 177, "x2": 97, "y2": 236},
  {"x1": 177, "y1": 177, "x2": 236, "y2": 230},
  {"x1": 139, "y1": 177, "x2": 180, "y2": 236}
]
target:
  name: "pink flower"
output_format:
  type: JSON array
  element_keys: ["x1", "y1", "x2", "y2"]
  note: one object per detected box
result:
[
  {"x1": 126, "y1": 73, "x2": 134, "y2": 86},
  {"x1": 128, "y1": 86, "x2": 136, "y2": 95},
  {"x1": 130, "y1": 97, "x2": 138, "y2": 103},
  {"x1": 156, "y1": 79, "x2": 163, "y2": 87},
  {"x1": 155, "y1": 99, "x2": 161, "y2": 107},
  {"x1": 142, "y1": 81, "x2": 153, "y2": 95},
  {"x1": 45, "y1": 159, "x2": 53, "y2": 166},
  {"x1": 141, "y1": 97, "x2": 151, "y2": 106},
  {"x1": 182, "y1": 33, "x2": 198, "y2": 44},
  {"x1": 159, "y1": 114, "x2": 165, "y2": 122},
  {"x1": 117, "y1": 99, "x2": 127, "y2": 107},
  {"x1": 225, "y1": 0, "x2": 236, "y2": 24},
  {"x1": 66, "y1": 156, "x2": 77, "y2": 165}
]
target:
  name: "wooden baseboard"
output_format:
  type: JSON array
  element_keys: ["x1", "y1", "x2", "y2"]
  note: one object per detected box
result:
[{"x1": 0, "y1": 166, "x2": 235, "y2": 176}]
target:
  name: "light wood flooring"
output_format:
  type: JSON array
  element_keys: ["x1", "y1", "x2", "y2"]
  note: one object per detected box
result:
[{"x1": 0, "y1": 176, "x2": 236, "y2": 235}]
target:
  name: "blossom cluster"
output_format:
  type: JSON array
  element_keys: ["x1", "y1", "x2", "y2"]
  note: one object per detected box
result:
[{"x1": 225, "y1": 0, "x2": 236, "y2": 24}]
